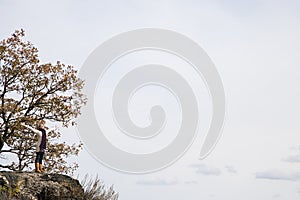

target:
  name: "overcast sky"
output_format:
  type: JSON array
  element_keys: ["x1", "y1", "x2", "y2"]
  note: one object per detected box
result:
[{"x1": 1, "y1": 0, "x2": 300, "y2": 200}]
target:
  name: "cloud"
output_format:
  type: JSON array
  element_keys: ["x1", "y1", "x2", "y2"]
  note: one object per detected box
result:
[
  {"x1": 136, "y1": 178, "x2": 178, "y2": 186},
  {"x1": 255, "y1": 169, "x2": 300, "y2": 181},
  {"x1": 184, "y1": 180, "x2": 198, "y2": 185},
  {"x1": 282, "y1": 154, "x2": 300, "y2": 163},
  {"x1": 282, "y1": 145, "x2": 300, "y2": 163},
  {"x1": 189, "y1": 164, "x2": 221, "y2": 176},
  {"x1": 272, "y1": 194, "x2": 281, "y2": 198},
  {"x1": 225, "y1": 165, "x2": 238, "y2": 174},
  {"x1": 289, "y1": 145, "x2": 300, "y2": 151}
]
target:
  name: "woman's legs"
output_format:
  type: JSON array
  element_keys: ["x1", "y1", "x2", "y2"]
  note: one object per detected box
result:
[
  {"x1": 38, "y1": 152, "x2": 44, "y2": 172},
  {"x1": 35, "y1": 152, "x2": 44, "y2": 172},
  {"x1": 35, "y1": 152, "x2": 41, "y2": 172}
]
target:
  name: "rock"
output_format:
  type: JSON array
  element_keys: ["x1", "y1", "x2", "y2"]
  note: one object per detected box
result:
[{"x1": 0, "y1": 171, "x2": 84, "y2": 200}]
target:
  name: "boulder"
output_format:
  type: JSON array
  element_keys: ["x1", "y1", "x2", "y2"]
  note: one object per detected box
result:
[{"x1": 0, "y1": 171, "x2": 84, "y2": 200}]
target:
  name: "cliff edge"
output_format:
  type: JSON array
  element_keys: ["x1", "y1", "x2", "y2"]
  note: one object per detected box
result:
[{"x1": 0, "y1": 171, "x2": 84, "y2": 200}]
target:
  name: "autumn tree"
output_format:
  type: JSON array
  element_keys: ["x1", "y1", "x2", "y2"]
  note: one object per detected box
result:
[{"x1": 0, "y1": 29, "x2": 86, "y2": 174}]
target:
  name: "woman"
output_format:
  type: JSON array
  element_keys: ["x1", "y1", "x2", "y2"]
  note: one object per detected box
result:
[{"x1": 21, "y1": 122, "x2": 58, "y2": 173}]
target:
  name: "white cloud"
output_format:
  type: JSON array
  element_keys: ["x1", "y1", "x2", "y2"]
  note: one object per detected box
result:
[
  {"x1": 282, "y1": 154, "x2": 300, "y2": 163},
  {"x1": 184, "y1": 180, "x2": 198, "y2": 185},
  {"x1": 283, "y1": 146, "x2": 300, "y2": 163},
  {"x1": 136, "y1": 178, "x2": 178, "y2": 186},
  {"x1": 255, "y1": 169, "x2": 300, "y2": 181},
  {"x1": 289, "y1": 145, "x2": 300, "y2": 151},
  {"x1": 225, "y1": 165, "x2": 237, "y2": 174},
  {"x1": 189, "y1": 164, "x2": 221, "y2": 176},
  {"x1": 272, "y1": 194, "x2": 281, "y2": 198}
]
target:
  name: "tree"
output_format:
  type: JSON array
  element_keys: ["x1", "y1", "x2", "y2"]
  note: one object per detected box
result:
[{"x1": 0, "y1": 29, "x2": 86, "y2": 174}]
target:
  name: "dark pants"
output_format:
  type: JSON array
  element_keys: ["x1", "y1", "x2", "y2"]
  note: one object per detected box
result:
[{"x1": 35, "y1": 152, "x2": 44, "y2": 164}]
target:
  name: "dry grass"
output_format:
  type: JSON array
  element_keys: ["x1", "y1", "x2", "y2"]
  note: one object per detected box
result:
[{"x1": 81, "y1": 174, "x2": 119, "y2": 200}]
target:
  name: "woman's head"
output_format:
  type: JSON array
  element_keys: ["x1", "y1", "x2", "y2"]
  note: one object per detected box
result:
[{"x1": 38, "y1": 121, "x2": 45, "y2": 129}]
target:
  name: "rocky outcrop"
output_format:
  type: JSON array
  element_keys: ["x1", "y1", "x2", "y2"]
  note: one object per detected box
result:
[{"x1": 0, "y1": 171, "x2": 84, "y2": 200}]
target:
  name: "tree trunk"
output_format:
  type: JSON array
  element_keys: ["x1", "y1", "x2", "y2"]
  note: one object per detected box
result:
[{"x1": 0, "y1": 136, "x2": 4, "y2": 152}]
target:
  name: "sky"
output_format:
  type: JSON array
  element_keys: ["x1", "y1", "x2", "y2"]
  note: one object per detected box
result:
[{"x1": 1, "y1": 0, "x2": 300, "y2": 199}]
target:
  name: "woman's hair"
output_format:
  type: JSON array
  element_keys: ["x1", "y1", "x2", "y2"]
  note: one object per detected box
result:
[{"x1": 36, "y1": 121, "x2": 45, "y2": 129}]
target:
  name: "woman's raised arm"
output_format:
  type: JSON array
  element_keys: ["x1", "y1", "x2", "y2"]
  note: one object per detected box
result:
[{"x1": 21, "y1": 123, "x2": 41, "y2": 135}]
